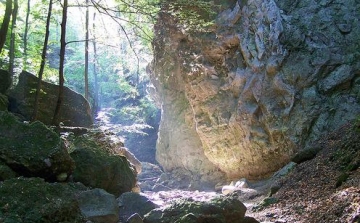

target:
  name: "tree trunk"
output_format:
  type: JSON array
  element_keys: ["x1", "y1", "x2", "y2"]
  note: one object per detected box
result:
[
  {"x1": 52, "y1": 0, "x2": 68, "y2": 126},
  {"x1": 8, "y1": 0, "x2": 18, "y2": 78},
  {"x1": 32, "y1": 0, "x2": 53, "y2": 121},
  {"x1": 0, "y1": 0, "x2": 12, "y2": 54},
  {"x1": 84, "y1": 0, "x2": 89, "y2": 101},
  {"x1": 23, "y1": 0, "x2": 31, "y2": 69},
  {"x1": 92, "y1": 12, "x2": 99, "y2": 112}
]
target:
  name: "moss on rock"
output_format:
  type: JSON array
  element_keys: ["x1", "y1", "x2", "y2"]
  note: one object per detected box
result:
[
  {"x1": 0, "y1": 94, "x2": 8, "y2": 111},
  {"x1": 144, "y1": 195, "x2": 249, "y2": 223},
  {"x1": 0, "y1": 177, "x2": 86, "y2": 222},
  {"x1": 0, "y1": 111, "x2": 75, "y2": 180},
  {"x1": 69, "y1": 133, "x2": 137, "y2": 196}
]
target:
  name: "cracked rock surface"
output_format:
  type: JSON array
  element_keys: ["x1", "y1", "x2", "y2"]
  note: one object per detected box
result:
[{"x1": 149, "y1": 0, "x2": 360, "y2": 183}]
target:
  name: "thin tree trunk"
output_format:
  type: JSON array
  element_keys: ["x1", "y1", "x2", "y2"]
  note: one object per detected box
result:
[
  {"x1": 84, "y1": 0, "x2": 89, "y2": 101},
  {"x1": 52, "y1": 0, "x2": 68, "y2": 126},
  {"x1": 23, "y1": 0, "x2": 30, "y2": 69},
  {"x1": 8, "y1": 0, "x2": 18, "y2": 79},
  {"x1": 0, "y1": 0, "x2": 12, "y2": 54},
  {"x1": 92, "y1": 12, "x2": 99, "y2": 112},
  {"x1": 32, "y1": 0, "x2": 53, "y2": 121}
]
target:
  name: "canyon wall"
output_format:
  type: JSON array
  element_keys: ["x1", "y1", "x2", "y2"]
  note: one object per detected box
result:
[{"x1": 149, "y1": 0, "x2": 360, "y2": 183}]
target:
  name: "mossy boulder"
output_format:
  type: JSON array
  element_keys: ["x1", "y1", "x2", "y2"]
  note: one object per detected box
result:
[
  {"x1": 0, "y1": 177, "x2": 86, "y2": 222},
  {"x1": 0, "y1": 69, "x2": 11, "y2": 94},
  {"x1": 69, "y1": 133, "x2": 137, "y2": 197},
  {"x1": 0, "y1": 111, "x2": 75, "y2": 181},
  {"x1": 144, "y1": 195, "x2": 253, "y2": 223},
  {"x1": 0, "y1": 93, "x2": 8, "y2": 111},
  {"x1": 8, "y1": 71, "x2": 92, "y2": 127}
]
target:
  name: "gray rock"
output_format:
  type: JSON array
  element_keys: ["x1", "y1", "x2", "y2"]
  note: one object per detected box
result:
[
  {"x1": 118, "y1": 192, "x2": 158, "y2": 222},
  {"x1": 0, "y1": 111, "x2": 75, "y2": 181},
  {"x1": 143, "y1": 195, "x2": 248, "y2": 223},
  {"x1": 269, "y1": 162, "x2": 296, "y2": 196},
  {"x1": 127, "y1": 213, "x2": 144, "y2": 223},
  {"x1": 292, "y1": 146, "x2": 323, "y2": 164},
  {"x1": 77, "y1": 188, "x2": 119, "y2": 223},
  {"x1": 149, "y1": 0, "x2": 360, "y2": 182},
  {"x1": 272, "y1": 162, "x2": 297, "y2": 180},
  {"x1": 69, "y1": 133, "x2": 137, "y2": 197},
  {"x1": 8, "y1": 71, "x2": 92, "y2": 127}
]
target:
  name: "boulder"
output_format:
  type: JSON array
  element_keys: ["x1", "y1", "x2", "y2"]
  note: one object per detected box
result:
[
  {"x1": 127, "y1": 213, "x2": 144, "y2": 223},
  {"x1": 143, "y1": 195, "x2": 252, "y2": 223},
  {"x1": 0, "y1": 93, "x2": 8, "y2": 111},
  {"x1": 0, "y1": 69, "x2": 11, "y2": 94},
  {"x1": 118, "y1": 192, "x2": 158, "y2": 222},
  {"x1": 77, "y1": 188, "x2": 119, "y2": 223},
  {"x1": 69, "y1": 132, "x2": 137, "y2": 196},
  {"x1": 0, "y1": 111, "x2": 75, "y2": 181},
  {"x1": 8, "y1": 71, "x2": 92, "y2": 127},
  {"x1": 149, "y1": 0, "x2": 360, "y2": 182},
  {"x1": 0, "y1": 177, "x2": 86, "y2": 222}
]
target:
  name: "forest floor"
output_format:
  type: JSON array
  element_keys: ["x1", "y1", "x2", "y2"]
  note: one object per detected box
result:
[
  {"x1": 141, "y1": 122, "x2": 360, "y2": 223},
  {"x1": 248, "y1": 122, "x2": 360, "y2": 223}
]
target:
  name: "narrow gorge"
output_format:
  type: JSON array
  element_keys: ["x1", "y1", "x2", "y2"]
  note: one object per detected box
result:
[{"x1": 0, "y1": 0, "x2": 359, "y2": 222}]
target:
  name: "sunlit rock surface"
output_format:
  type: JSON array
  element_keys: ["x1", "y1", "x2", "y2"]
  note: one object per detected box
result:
[
  {"x1": 8, "y1": 71, "x2": 93, "y2": 127},
  {"x1": 150, "y1": 0, "x2": 360, "y2": 181},
  {"x1": 143, "y1": 194, "x2": 257, "y2": 223}
]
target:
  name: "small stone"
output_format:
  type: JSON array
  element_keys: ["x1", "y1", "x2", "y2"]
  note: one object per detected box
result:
[
  {"x1": 222, "y1": 185, "x2": 237, "y2": 195},
  {"x1": 337, "y1": 23, "x2": 352, "y2": 34},
  {"x1": 235, "y1": 178, "x2": 249, "y2": 188},
  {"x1": 56, "y1": 173, "x2": 68, "y2": 182}
]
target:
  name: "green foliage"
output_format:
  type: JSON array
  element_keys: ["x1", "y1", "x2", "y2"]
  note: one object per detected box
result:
[
  {"x1": 116, "y1": 0, "x2": 160, "y2": 43},
  {"x1": 1, "y1": 0, "x2": 160, "y2": 128},
  {"x1": 166, "y1": 0, "x2": 219, "y2": 32}
]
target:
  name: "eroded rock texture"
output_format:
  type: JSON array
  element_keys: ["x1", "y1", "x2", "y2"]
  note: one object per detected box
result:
[{"x1": 150, "y1": 0, "x2": 360, "y2": 182}]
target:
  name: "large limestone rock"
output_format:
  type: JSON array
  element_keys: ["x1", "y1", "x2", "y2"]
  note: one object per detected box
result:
[
  {"x1": 8, "y1": 71, "x2": 93, "y2": 127},
  {"x1": 68, "y1": 132, "x2": 137, "y2": 196},
  {"x1": 150, "y1": 0, "x2": 360, "y2": 181},
  {"x1": 0, "y1": 111, "x2": 75, "y2": 181}
]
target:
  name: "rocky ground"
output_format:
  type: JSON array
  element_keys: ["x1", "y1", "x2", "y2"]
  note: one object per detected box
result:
[{"x1": 138, "y1": 122, "x2": 360, "y2": 223}]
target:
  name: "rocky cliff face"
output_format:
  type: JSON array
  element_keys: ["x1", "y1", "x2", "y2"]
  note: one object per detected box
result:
[{"x1": 150, "y1": 0, "x2": 360, "y2": 183}]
